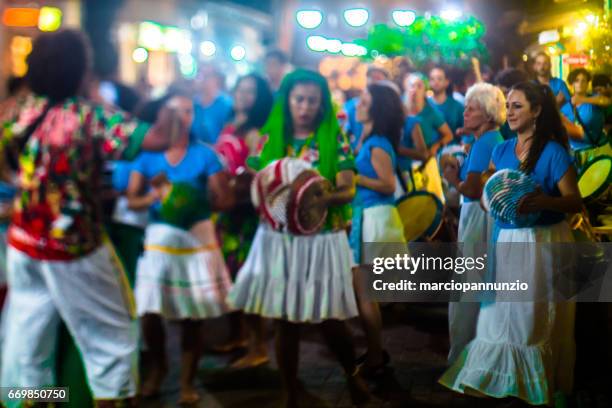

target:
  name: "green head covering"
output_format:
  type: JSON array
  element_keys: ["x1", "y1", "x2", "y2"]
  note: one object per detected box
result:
[
  {"x1": 249, "y1": 69, "x2": 352, "y2": 230},
  {"x1": 256, "y1": 69, "x2": 340, "y2": 182}
]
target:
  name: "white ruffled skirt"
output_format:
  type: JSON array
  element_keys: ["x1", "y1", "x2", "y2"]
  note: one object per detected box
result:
[
  {"x1": 227, "y1": 224, "x2": 358, "y2": 323},
  {"x1": 440, "y1": 221, "x2": 576, "y2": 406},
  {"x1": 448, "y1": 201, "x2": 494, "y2": 364},
  {"x1": 135, "y1": 223, "x2": 232, "y2": 320}
]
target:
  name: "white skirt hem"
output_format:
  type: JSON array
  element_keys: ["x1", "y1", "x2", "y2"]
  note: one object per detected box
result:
[{"x1": 228, "y1": 225, "x2": 358, "y2": 323}]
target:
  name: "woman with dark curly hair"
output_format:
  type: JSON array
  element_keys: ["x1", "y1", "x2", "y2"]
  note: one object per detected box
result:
[
  {"x1": 214, "y1": 73, "x2": 274, "y2": 368},
  {"x1": 0, "y1": 29, "x2": 171, "y2": 408},
  {"x1": 215, "y1": 74, "x2": 273, "y2": 273}
]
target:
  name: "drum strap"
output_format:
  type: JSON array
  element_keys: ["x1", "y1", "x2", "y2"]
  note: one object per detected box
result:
[
  {"x1": 573, "y1": 104, "x2": 605, "y2": 147},
  {"x1": 396, "y1": 165, "x2": 415, "y2": 195}
]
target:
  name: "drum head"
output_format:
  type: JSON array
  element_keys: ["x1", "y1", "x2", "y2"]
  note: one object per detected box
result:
[
  {"x1": 287, "y1": 170, "x2": 330, "y2": 235},
  {"x1": 578, "y1": 156, "x2": 612, "y2": 202},
  {"x1": 439, "y1": 144, "x2": 467, "y2": 170},
  {"x1": 396, "y1": 191, "x2": 443, "y2": 241},
  {"x1": 251, "y1": 158, "x2": 316, "y2": 231}
]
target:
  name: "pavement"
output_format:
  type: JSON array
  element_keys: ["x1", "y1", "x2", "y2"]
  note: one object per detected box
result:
[{"x1": 141, "y1": 303, "x2": 612, "y2": 408}]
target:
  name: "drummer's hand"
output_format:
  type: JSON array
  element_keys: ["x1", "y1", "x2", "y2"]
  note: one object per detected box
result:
[
  {"x1": 571, "y1": 95, "x2": 586, "y2": 106},
  {"x1": 518, "y1": 189, "x2": 548, "y2": 213},
  {"x1": 455, "y1": 127, "x2": 469, "y2": 137},
  {"x1": 443, "y1": 163, "x2": 460, "y2": 187},
  {"x1": 147, "y1": 185, "x2": 165, "y2": 205},
  {"x1": 311, "y1": 182, "x2": 333, "y2": 209}
]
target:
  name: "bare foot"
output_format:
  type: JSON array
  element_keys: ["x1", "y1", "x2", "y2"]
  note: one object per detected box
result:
[
  {"x1": 230, "y1": 350, "x2": 270, "y2": 369},
  {"x1": 211, "y1": 338, "x2": 248, "y2": 353},
  {"x1": 178, "y1": 386, "x2": 201, "y2": 405},
  {"x1": 141, "y1": 365, "x2": 168, "y2": 398}
]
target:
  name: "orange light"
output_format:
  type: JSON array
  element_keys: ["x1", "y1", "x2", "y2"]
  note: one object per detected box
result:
[
  {"x1": 2, "y1": 8, "x2": 40, "y2": 27},
  {"x1": 10, "y1": 36, "x2": 33, "y2": 77}
]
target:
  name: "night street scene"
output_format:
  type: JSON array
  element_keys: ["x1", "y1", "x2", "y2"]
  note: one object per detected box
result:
[{"x1": 0, "y1": 0, "x2": 611, "y2": 407}]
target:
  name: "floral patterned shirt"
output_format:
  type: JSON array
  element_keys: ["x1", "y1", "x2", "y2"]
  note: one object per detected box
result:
[{"x1": 0, "y1": 96, "x2": 149, "y2": 260}]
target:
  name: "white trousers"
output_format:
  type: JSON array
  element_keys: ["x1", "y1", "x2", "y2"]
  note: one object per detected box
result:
[{"x1": 1, "y1": 245, "x2": 138, "y2": 400}]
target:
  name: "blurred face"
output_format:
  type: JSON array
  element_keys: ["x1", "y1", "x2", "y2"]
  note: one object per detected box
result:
[
  {"x1": 506, "y1": 90, "x2": 540, "y2": 132},
  {"x1": 533, "y1": 55, "x2": 551, "y2": 77},
  {"x1": 356, "y1": 89, "x2": 372, "y2": 123},
  {"x1": 463, "y1": 99, "x2": 489, "y2": 131},
  {"x1": 233, "y1": 77, "x2": 257, "y2": 113},
  {"x1": 289, "y1": 83, "x2": 322, "y2": 131},
  {"x1": 404, "y1": 75, "x2": 426, "y2": 102},
  {"x1": 367, "y1": 70, "x2": 387, "y2": 85},
  {"x1": 197, "y1": 65, "x2": 222, "y2": 96},
  {"x1": 593, "y1": 85, "x2": 610, "y2": 96},
  {"x1": 572, "y1": 73, "x2": 589, "y2": 96},
  {"x1": 429, "y1": 68, "x2": 449, "y2": 94},
  {"x1": 166, "y1": 95, "x2": 194, "y2": 134},
  {"x1": 265, "y1": 58, "x2": 284, "y2": 84}
]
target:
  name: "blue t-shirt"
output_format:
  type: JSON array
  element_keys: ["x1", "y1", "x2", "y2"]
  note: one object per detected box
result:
[
  {"x1": 398, "y1": 116, "x2": 421, "y2": 171},
  {"x1": 560, "y1": 101, "x2": 606, "y2": 150},
  {"x1": 416, "y1": 102, "x2": 446, "y2": 147},
  {"x1": 132, "y1": 143, "x2": 223, "y2": 221},
  {"x1": 355, "y1": 135, "x2": 396, "y2": 208},
  {"x1": 343, "y1": 97, "x2": 362, "y2": 149},
  {"x1": 429, "y1": 96, "x2": 464, "y2": 137},
  {"x1": 111, "y1": 161, "x2": 136, "y2": 193},
  {"x1": 491, "y1": 138, "x2": 573, "y2": 226},
  {"x1": 191, "y1": 93, "x2": 233, "y2": 144},
  {"x1": 460, "y1": 129, "x2": 504, "y2": 202},
  {"x1": 536, "y1": 77, "x2": 571, "y2": 104}
]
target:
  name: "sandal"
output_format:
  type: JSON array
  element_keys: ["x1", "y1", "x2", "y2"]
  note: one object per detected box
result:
[{"x1": 355, "y1": 350, "x2": 391, "y2": 380}]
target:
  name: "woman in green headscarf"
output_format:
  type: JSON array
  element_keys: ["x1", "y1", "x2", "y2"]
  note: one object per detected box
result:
[{"x1": 228, "y1": 69, "x2": 369, "y2": 407}]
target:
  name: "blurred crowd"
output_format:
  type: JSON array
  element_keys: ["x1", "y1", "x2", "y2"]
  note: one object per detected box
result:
[{"x1": 0, "y1": 28, "x2": 610, "y2": 407}]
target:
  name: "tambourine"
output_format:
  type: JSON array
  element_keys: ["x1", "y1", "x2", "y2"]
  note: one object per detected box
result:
[
  {"x1": 251, "y1": 158, "x2": 330, "y2": 235},
  {"x1": 481, "y1": 169, "x2": 540, "y2": 227}
]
